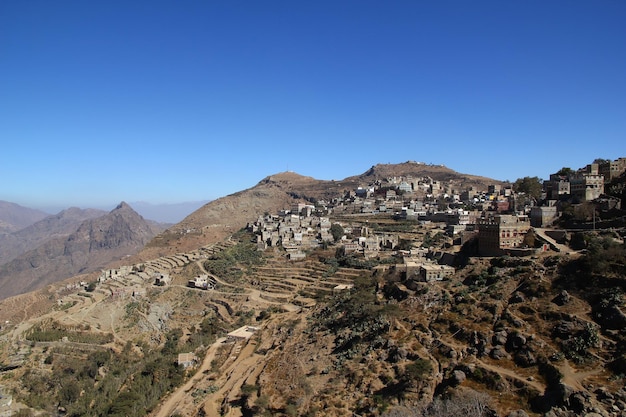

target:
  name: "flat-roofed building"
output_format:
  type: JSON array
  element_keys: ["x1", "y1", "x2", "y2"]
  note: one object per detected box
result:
[
  {"x1": 227, "y1": 326, "x2": 259, "y2": 342},
  {"x1": 530, "y1": 206, "x2": 558, "y2": 227},
  {"x1": 420, "y1": 264, "x2": 455, "y2": 282},
  {"x1": 177, "y1": 352, "x2": 197, "y2": 368},
  {"x1": 477, "y1": 214, "x2": 531, "y2": 256},
  {"x1": 599, "y1": 158, "x2": 626, "y2": 181},
  {"x1": 570, "y1": 163, "x2": 604, "y2": 201}
]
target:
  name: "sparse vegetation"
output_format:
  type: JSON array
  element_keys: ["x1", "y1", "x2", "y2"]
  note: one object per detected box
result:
[
  {"x1": 18, "y1": 315, "x2": 225, "y2": 417},
  {"x1": 4, "y1": 173, "x2": 626, "y2": 417},
  {"x1": 25, "y1": 320, "x2": 113, "y2": 344},
  {"x1": 203, "y1": 235, "x2": 265, "y2": 282}
]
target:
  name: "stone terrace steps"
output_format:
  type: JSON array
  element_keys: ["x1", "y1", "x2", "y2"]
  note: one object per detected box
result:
[
  {"x1": 171, "y1": 254, "x2": 191, "y2": 265},
  {"x1": 332, "y1": 267, "x2": 364, "y2": 278},
  {"x1": 244, "y1": 256, "x2": 363, "y2": 302},
  {"x1": 298, "y1": 286, "x2": 333, "y2": 298},
  {"x1": 259, "y1": 292, "x2": 292, "y2": 303},
  {"x1": 258, "y1": 280, "x2": 297, "y2": 293},
  {"x1": 254, "y1": 270, "x2": 318, "y2": 284}
]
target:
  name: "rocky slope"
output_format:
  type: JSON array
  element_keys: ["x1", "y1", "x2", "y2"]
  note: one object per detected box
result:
[
  {"x1": 8, "y1": 164, "x2": 608, "y2": 417},
  {"x1": 139, "y1": 163, "x2": 503, "y2": 261},
  {"x1": 0, "y1": 230, "x2": 623, "y2": 417},
  {"x1": 0, "y1": 207, "x2": 106, "y2": 265},
  {"x1": 0, "y1": 202, "x2": 164, "y2": 300},
  {"x1": 350, "y1": 161, "x2": 507, "y2": 190}
]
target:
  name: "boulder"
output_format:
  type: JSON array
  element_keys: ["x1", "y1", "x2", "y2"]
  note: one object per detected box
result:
[
  {"x1": 552, "y1": 290, "x2": 571, "y2": 306},
  {"x1": 595, "y1": 387, "x2": 614, "y2": 401},
  {"x1": 490, "y1": 346, "x2": 510, "y2": 360},
  {"x1": 514, "y1": 349, "x2": 537, "y2": 367},
  {"x1": 594, "y1": 304, "x2": 626, "y2": 330},
  {"x1": 569, "y1": 391, "x2": 592, "y2": 413},
  {"x1": 492, "y1": 330, "x2": 508, "y2": 346},
  {"x1": 452, "y1": 370, "x2": 466, "y2": 385},
  {"x1": 506, "y1": 332, "x2": 527, "y2": 351},
  {"x1": 509, "y1": 291, "x2": 525, "y2": 304},
  {"x1": 553, "y1": 319, "x2": 583, "y2": 339}
]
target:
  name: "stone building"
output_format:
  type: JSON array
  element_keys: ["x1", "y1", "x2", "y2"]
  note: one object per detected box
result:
[
  {"x1": 599, "y1": 157, "x2": 626, "y2": 181},
  {"x1": 545, "y1": 174, "x2": 571, "y2": 200},
  {"x1": 420, "y1": 264, "x2": 455, "y2": 282},
  {"x1": 570, "y1": 164, "x2": 604, "y2": 202},
  {"x1": 477, "y1": 214, "x2": 531, "y2": 256},
  {"x1": 530, "y1": 205, "x2": 558, "y2": 227}
]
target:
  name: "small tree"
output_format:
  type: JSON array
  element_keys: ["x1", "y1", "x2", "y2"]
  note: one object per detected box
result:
[
  {"x1": 403, "y1": 358, "x2": 432, "y2": 385},
  {"x1": 523, "y1": 229, "x2": 536, "y2": 248},
  {"x1": 330, "y1": 223, "x2": 344, "y2": 242},
  {"x1": 555, "y1": 167, "x2": 574, "y2": 177},
  {"x1": 513, "y1": 176, "x2": 543, "y2": 200}
]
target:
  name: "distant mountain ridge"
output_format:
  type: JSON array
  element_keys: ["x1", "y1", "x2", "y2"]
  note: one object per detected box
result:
[
  {"x1": 0, "y1": 207, "x2": 106, "y2": 266},
  {"x1": 0, "y1": 200, "x2": 48, "y2": 234},
  {"x1": 0, "y1": 162, "x2": 505, "y2": 298},
  {"x1": 0, "y1": 202, "x2": 164, "y2": 300}
]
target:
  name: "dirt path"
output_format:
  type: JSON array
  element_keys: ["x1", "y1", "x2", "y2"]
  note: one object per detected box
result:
[
  {"x1": 432, "y1": 334, "x2": 546, "y2": 393},
  {"x1": 152, "y1": 336, "x2": 227, "y2": 417},
  {"x1": 202, "y1": 339, "x2": 263, "y2": 417},
  {"x1": 476, "y1": 359, "x2": 545, "y2": 393},
  {"x1": 558, "y1": 359, "x2": 601, "y2": 392}
]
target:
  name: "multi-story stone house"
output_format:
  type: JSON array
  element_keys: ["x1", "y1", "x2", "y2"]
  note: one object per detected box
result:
[
  {"x1": 429, "y1": 181, "x2": 443, "y2": 197},
  {"x1": 488, "y1": 184, "x2": 500, "y2": 195},
  {"x1": 420, "y1": 264, "x2": 455, "y2": 282},
  {"x1": 477, "y1": 214, "x2": 531, "y2": 256},
  {"x1": 570, "y1": 163, "x2": 604, "y2": 202},
  {"x1": 599, "y1": 157, "x2": 626, "y2": 181},
  {"x1": 398, "y1": 181, "x2": 413, "y2": 194},
  {"x1": 402, "y1": 259, "x2": 455, "y2": 283},
  {"x1": 460, "y1": 188, "x2": 474, "y2": 203},
  {"x1": 544, "y1": 158, "x2": 626, "y2": 202},
  {"x1": 545, "y1": 174, "x2": 571, "y2": 200}
]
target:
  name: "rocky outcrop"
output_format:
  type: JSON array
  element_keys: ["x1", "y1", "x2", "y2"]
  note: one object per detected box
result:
[
  {"x1": 0, "y1": 207, "x2": 105, "y2": 265},
  {"x1": 0, "y1": 202, "x2": 163, "y2": 300}
]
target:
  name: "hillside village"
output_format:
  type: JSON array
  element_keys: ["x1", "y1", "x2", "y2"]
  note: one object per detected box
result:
[{"x1": 0, "y1": 159, "x2": 625, "y2": 417}]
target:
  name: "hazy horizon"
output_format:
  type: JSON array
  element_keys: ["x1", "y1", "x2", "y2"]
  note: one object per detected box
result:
[{"x1": 2, "y1": 199, "x2": 210, "y2": 225}]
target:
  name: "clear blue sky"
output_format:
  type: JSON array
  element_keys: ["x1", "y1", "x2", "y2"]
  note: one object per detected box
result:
[{"x1": 2, "y1": 1, "x2": 625, "y2": 210}]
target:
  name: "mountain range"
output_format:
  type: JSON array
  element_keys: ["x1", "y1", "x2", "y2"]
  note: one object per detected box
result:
[
  {"x1": 0, "y1": 162, "x2": 625, "y2": 417},
  {"x1": 0, "y1": 201, "x2": 49, "y2": 234},
  {"x1": 0, "y1": 202, "x2": 165, "y2": 300},
  {"x1": 0, "y1": 163, "x2": 503, "y2": 299},
  {"x1": 0, "y1": 162, "x2": 497, "y2": 300}
]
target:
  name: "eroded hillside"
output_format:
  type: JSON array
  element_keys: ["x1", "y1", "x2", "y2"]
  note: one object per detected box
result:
[{"x1": 0, "y1": 225, "x2": 624, "y2": 417}]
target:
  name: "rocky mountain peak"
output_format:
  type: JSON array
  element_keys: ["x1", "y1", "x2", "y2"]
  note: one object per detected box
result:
[
  {"x1": 0, "y1": 202, "x2": 164, "y2": 300},
  {"x1": 112, "y1": 201, "x2": 134, "y2": 212}
]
